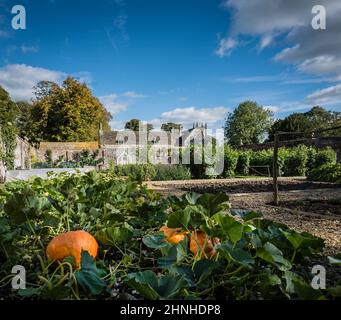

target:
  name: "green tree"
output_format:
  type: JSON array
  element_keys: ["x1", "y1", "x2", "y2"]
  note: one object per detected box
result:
[
  {"x1": 268, "y1": 106, "x2": 341, "y2": 141},
  {"x1": 125, "y1": 119, "x2": 153, "y2": 132},
  {"x1": 0, "y1": 86, "x2": 18, "y2": 169},
  {"x1": 16, "y1": 101, "x2": 33, "y2": 140},
  {"x1": 161, "y1": 122, "x2": 182, "y2": 132},
  {"x1": 224, "y1": 101, "x2": 273, "y2": 145},
  {"x1": 28, "y1": 77, "x2": 112, "y2": 142}
]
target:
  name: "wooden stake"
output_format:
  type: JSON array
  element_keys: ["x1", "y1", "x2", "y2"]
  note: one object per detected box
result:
[{"x1": 273, "y1": 134, "x2": 279, "y2": 206}]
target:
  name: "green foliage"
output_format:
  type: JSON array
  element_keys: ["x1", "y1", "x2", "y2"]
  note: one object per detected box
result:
[
  {"x1": 224, "y1": 101, "x2": 273, "y2": 145},
  {"x1": 0, "y1": 171, "x2": 339, "y2": 300},
  {"x1": 221, "y1": 145, "x2": 238, "y2": 177},
  {"x1": 0, "y1": 86, "x2": 18, "y2": 170},
  {"x1": 268, "y1": 106, "x2": 341, "y2": 141},
  {"x1": 161, "y1": 122, "x2": 182, "y2": 132},
  {"x1": 236, "y1": 151, "x2": 251, "y2": 175},
  {"x1": 125, "y1": 119, "x2": 153, "y2": 132},
  {"x1": 33, "y1": 149, "x2": 103, "y2": 169},
  {"x1": 113, "y1": 164, "x2": 157, "y2": 181},
  {"x1": 281, "y1": 145, "x2": 309, "y2": 176},
  {"x1": 249, "y1": 149, "x2": 273, "y2": 176},
  {"x1": 308, "y1": 163, "x2": 341, "y2": 183},
  {"x1": 310, "y1": 147, "x2": 336, "y2": 169},
  {"x1": 24, "y1": 78, "x2": 112, "y2": 143},
  {"x1": 153, "y1": 164, "x2": 191, "y2": 181}
]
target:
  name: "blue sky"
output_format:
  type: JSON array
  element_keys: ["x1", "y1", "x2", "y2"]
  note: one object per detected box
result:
[{"x1": 0, "y1": 0, "x2": 340, "y2": 130}]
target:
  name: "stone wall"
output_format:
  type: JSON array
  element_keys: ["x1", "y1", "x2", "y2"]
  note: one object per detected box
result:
[
  {"x1": 37, "y1": 141, "x2": 99, "y2": 162},
  {"x1": 14, "y1": 136, "x2": 33, "y2": 169}
]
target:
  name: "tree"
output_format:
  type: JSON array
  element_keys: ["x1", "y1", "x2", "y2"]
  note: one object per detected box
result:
[
  {"x1": 224, "y1": 101, "x2": 273, "y2": 145},
  {"x1": 125, "y1": 119, "x2": 153, "y2": 132},
  {"x1": 33, "y1": 81, "x2": 59, "y2": 100},
  {"x1": 161, "y1": 122, "x2": 182, "y2": 132},
  {"x1": 16, "y1": 101, "x2": 33, "y2": 140},
  {"x1": 268, "y1": 106, "x2": 341, "y2": 141},
  {"x1": 27, "y1": 77, "x2": 112, "y2": 142},
  {"x1": 0, "y1": 86, "x2": 18, "y2": 170}
]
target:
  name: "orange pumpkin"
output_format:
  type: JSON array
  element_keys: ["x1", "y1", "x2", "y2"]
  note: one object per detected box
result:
[
  {"x1": 160, "y1": 226, "x2": 188, "y2": 244},
  {"x1": 189, "y1": 230, "x2": 220, "y2": 259},
  {"x1": 46, "y1": 230, "x2": 98, "y2": 266}
]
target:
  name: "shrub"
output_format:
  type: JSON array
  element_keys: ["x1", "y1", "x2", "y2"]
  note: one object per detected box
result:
[
  {"x1": 236, "y1": 151, "x2": 250, "y2": 176},
  {"x1": 306, "y1": 147, "x2": 336, "y2": 175},
  {"x1": 249, "y1": 149, "x2": 273, "y2": 176},
  {"x1": 282, "y1": 145, "x2": 308, "y2": 176},
  {"x1": 114, "y1": 164, "x2": 157, "y2": 181},
  {"x1": 153, "y1": 164, "x2": 191, "y2": 181},
  {"x1": 221, "y1": 145, "x2": 238, "y2": 178},
  {"x1": 308, "y1": 163, "x2": 341, "y2": 183}
]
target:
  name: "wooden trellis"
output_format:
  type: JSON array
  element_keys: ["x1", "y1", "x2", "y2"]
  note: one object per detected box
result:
[{"x1": 272, "y1": 125, "x2": 341, "y2": 206}]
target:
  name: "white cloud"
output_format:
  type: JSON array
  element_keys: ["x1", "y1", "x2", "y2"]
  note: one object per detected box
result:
[
  {"x1": 109, "y1": 120, "x2": 126, "y2": 131},
  {"x1": 122, "y1": 91, "x2": 145, "y2": 99},
  {"x1": 99, "y1": 94, "x2": 128, "y2": 115},
  {"x1": 215, "y1": 37, "x2": 237, "y2": 57},
  {"x1": 0, "y1": 64, "x2": 64, "y2": 101},
  {"x1": 264, "y1": 105, "x2": 280, "y2": 113},
  {"x1": 306, "y1": 84, "x2": 341, "y2": 106},
  {"x1": 219, "y1": 0, "x2": 341, "y2": 78},
  {"x1": 150, "y1": 106, "x2": 229, "y2": 129}
]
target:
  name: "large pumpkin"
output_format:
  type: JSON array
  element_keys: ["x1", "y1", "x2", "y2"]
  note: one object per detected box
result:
[
  {"x1": 189, "y1": 230, "x2": 220, "y2": 259},
  {"x1": 160, "y1": 226, "x2": 188, "y2": 245},
  {"x1": 46, "y1": 230, "x2": 98, "y2": 266}
]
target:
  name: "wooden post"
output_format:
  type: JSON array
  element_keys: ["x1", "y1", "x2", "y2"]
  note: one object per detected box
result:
[{"x1": 273, "y1": 134, "x2": 279, "y2": 205}]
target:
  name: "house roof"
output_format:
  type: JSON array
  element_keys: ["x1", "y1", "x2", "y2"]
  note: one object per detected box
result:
[{"x1": 100, "y1": 127, "x2": 210, "y2": 147}]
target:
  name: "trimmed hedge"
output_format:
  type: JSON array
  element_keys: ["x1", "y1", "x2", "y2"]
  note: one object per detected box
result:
[
  {"x1": 112, "y1": 164, "x2": 191, "y2": 181},
  {"x1": 308, "y1": 163, "x2": 341, "y2": 183}
]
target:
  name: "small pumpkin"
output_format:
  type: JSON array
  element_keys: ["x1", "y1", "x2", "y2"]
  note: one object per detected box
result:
[
  {"x1": 189, "y1": 230, "x2": 220, "y2": 259},
  {"x1": 160, "y1": 226, "x2": 188, "y2": 245},
  {"x1": 46, "y1": 230, "x2": 98, "y2": 266}
]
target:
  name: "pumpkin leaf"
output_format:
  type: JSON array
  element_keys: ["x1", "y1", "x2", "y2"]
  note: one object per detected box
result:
[
  {"x1": 142, "y1": 233, "x2": 169, "y2": 249},
  {"x1": 167, "y1": 208, "x2": 191, "y2": 229},
  {"x1": 213, "y1": 213, "x2": 244, "y2": 244},
  {"x1": 280, "y1": 229, "x2": 324, "y2": 252},
  {"x1": 292, "y1": 278, "x2": 326, "y2": 300},
  {"x1": 4, "y1": 188, "x2": 51, "y2": 224},
  {"x1": 125, "y1": 271, "x2": 159, "y2": 300},
  {"x1": 125, "y1": 270, "x2": 187, "y2": 300},
  {"x1": 231, "y1": 210, "x2": 263, "y2": 222},
  {"x1": 257, "y1": 242, "x2": 292, "y2": 271},
  {"x1": 197, "y1": 193, "x2": 230, "y2": 216},
  {"x1": 217, "y1": 242, "x2": 254, "y2": 268},
  {"x1": 75, "y1": 251, "x2": 106, "y2": 296},
  {"x1": 184, "y1": 192, "x2": 201, "y2": 205},
  {"x1": 95, "y1": 222, "x2": 133, "y2": 245}
]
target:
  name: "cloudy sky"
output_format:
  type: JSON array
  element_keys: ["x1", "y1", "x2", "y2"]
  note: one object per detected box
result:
[{"x1": 0, "y1": 0, "x2": 340, "y2": 130}]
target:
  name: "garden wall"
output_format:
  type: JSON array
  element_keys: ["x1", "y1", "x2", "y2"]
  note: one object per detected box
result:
[{"x1": 37, "y1": 141, "x2": 99, "y2": 162}]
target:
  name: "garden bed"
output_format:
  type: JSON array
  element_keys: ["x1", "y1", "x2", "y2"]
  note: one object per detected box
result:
[{"x1": 1, "y1": 173, "x2": 340, "y2": 300}]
